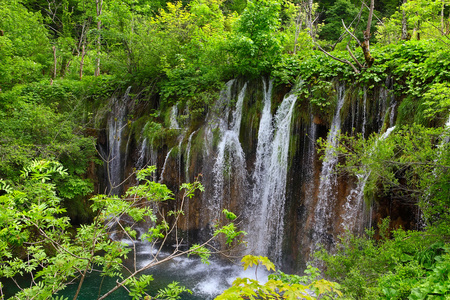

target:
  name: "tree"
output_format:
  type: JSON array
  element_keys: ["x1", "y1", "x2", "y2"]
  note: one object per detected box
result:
[
  {"x1": 95, "y1": 0, "x2": 103, "y2": 76},
  {"x1": 0, "y1": 0, "x2": 51, "y2": 88},
  {"x1": 229, "y1": 0, "x2": 285, "y2": 76},
  {"x1": 319, "y1": 0, "x2": 360, "y2": 42},
  {"x1": 321, "y1": 124, "x2": 450, "y2": 234},
  {"x1": 377, "y1": 0, "x2": 450, "y2": 45},
  {"x1": 0, "y1": 162, "x2": 246, "y2": 299},
  {"x1": 317, "y1": 0, "x2": 376, "y2": 74}
]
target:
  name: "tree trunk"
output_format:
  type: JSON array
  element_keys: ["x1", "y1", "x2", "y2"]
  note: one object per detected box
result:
[
  {"x1": 441, "y1": 0, "x2": 445, "y2": 35},
  {"x1": 307, "y1": 0, "x2": 314, "y2": 41},
  {"x1": 294, "y1": 3, "x2": 303, "y2": 54},
  {"x1": 401, "y1": 0, "x2": 408, "y2": 40},
  {"x1": 80, "y1": 45, "x2": 85, "y2": 80},
  {"x1": 95, "y1": 0, "x2": 103, "y2": 77},
  {"x1": 53, "y1": 45, "x2": 57, "y2": 79},
  {"x1": 361, "y1": 0, "x2": 375, "y2": 67}
]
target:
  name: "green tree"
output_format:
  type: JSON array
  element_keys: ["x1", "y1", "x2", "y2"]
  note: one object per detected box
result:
[
  {"x1": 319, "y1": 0, "x2": 360, "y2": 43},
  {"x1": 0, "y1": 0, "x2": 51, "y2": 89},
  {"x1": 0, "y1": 162, "x2": 246, "y2": 299},
  {"x1": 228, "y1": 0, "x2": 286, "y2": 76},
  {"x1": 319, "y1": 123, "x2": 450, "y2": 233}
]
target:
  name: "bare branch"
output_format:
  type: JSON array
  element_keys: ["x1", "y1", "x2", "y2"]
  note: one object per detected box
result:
[
  {"x1": 346, "y1": 44, "x2": 364, "y2": 69},
  {"x1": 342, "y1": 19, "x2": 362, "y2": 47},
  {"x1": 360, "y1": 0, "x2": 383, "y2": 25},
  {"x1": 316, "y1": 45, "x2": 361, "y2": 74}
]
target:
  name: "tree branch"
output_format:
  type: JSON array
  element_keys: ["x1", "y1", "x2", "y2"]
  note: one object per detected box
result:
[
  {"x1": 342, "y1": 20, "x2": 362, "y2": 47},
  {"x1": 316, "y1": 45, "x2": 360, "y2": 74},
  {"x1": 346, "y1": 44, "x2": 364, "y2": 69}
]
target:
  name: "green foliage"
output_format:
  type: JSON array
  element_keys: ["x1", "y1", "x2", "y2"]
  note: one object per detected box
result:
[
  {"x1": 319, "y1": 0, "x2": 360, "y2": 42},
  {"x1": 330, "y1": 125, "x2": 450, "y2": 232},
  {"x1": 272, "y1": 54, "x2": 305, "y2": 86},
  {"x1": 0, "y1": 79, "x2": 101, "y2": 224},
  {"x1": 316, "y1": 113, "x2": 450, "y2": 299},
  {"x1": 0, "y1": 0, "x2": 50, "y2": 89},
  {"x1": 269, "y1": 265, "x2": 321, "y2": 285},
  {"x1": 421, "y1": 82, "x2": 450, "y2": 122},
  {"x1": 241, "y1": 255, "x2": 276, "y2": 272},
  {"x1": 126, "y1": 274, "x2": 154, "y2": 300},
  {"x1": 316, "y1": 226, "x2": 450, "y2": 300},
  {"x1": 228, "y1": 0, "x2": 285, "y2": 77},
  {"x1": 216, "y1": 255, "x2": 342, "y2": 300},
  {"x1": 222, "y1": 209, "x2": 237, "y2": 221},
  {"x1": 156, "y1": 281, "x2": 193, "y2": 300},
  {"x1": 0, "y1": 164, "x2": 245, "y2": 299},
  {"x1": 188, "y1": 244, "x2": 211, "y2": 265},
  {"x1": 214, "y1": 221, "x2": 247, "y2": 246}
]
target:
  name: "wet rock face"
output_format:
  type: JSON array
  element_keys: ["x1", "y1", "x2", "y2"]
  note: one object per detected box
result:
[{"x1": 99, "y1": 79, "x2": 419, "y2": 272}]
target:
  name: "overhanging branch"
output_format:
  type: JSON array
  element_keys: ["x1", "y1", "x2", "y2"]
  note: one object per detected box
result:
[{"x1": 316, "y1": 44, "x2": 360, "y2": 74}]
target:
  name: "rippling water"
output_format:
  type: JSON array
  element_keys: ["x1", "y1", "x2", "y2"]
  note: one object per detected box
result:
[{"x1": 57, "y1": 241, "x2": 268, "y2": 300}]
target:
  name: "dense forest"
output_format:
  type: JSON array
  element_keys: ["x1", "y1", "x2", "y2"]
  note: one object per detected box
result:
[{"x1": 1, "y1": 0, "x2": 450, "y2": 299}]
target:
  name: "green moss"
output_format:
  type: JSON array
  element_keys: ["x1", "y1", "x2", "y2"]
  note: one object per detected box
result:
[
  {"x1": 241, "y1": 81, "x2": 264, "y2": 134},
  {"x1": 131, "y1": 115, "x2": 151, "y2": 142},
  {"x1": 396, "y1": 96, "x2": 425, "y2": 126},
  {"x1": 191, "y1": 127, "x2": 206, "y2": 156},
  {"x1": 341, "y1": 84, "x2": 360, "y2": 124}
]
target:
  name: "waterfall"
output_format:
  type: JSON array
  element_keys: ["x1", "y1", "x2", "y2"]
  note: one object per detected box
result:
[
  {"x1": 211, "y1": 83, "x2": 248, "y2": 224},
  {"x1": 304, "y1": 115, "x2": 318, "y2": 212},
  {"x1": 159, "y1": 148, "x2": 173, "y2": 183},
  {"x1": 185, "y1": 130, "x2": 198, "y2": 182},
  {"x1": 313, "y1": 83, "x2": 345, "y2": 248},
  {"x1": 341, "y1": 126, "x2": 397, "y2": 232},
  {"x1": 106, "y1": 86, "x2": 131, "y2": 195},
  {"x1": 136, "y1": 138, "x2": 148, "y2": 170},
  {"x1": 251, "y1": 79, "x2": 274, "y2": 206},
  {"x1": 389, "y1": 98, "x2": 397, "y2": 127},
  {"x1": 248, "y1": 89, "x2": 298, "y2": 263},
  {"x1": 170, "y1": 105, "x2": 180, "y2": 129},
  {"x1": 362, "y1": 87, "x2": 367, "y2": 138}
]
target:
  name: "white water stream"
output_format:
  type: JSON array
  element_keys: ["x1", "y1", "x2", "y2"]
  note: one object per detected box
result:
[
  {"x1": 341, "y1": 126, "x2": 396, "y2": 232},
  {"x1": 107, "y1": 86, "x2": 131, "y2": 195},
  {"x1": 248, "y1": 84, "x2": 298, "y2": 263},
  {"x1": 211, "y1": 83, "x2": 248, "y2": 222},
  {"x1": 312, "y1": 83, "x2": 345, "y2": 247}
]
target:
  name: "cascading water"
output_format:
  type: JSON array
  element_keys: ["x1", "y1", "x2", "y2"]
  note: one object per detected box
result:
[
  {"x1": 250, "y1": 79, "x2": 274, "y2": 208},
  {"x1": 96, "y1": 76, "x2": 418, "y2": 297},
  {"x1": 362, "y1": 87, "x2": 367, "y2": 138},
  {"x1": 159, "y1": 148, "x2": 173, "y2": 183},
  {"x1": 303, "y1": 116, "x2": 318, "y2": 215},
  {"x1": 211, "y1": 83, "x2": 248, "y2": 223},
  {"x1": 106, "y1": 86, "x2": 131, "y2": 195},
  {"x1": 312, "y1": 83, "x2": 345, "y2": 248},
  {"x1": 340, "y1": 126, "x2": 397, "y2": 233},
  {"x1": 340, "y1": 78, "x2": 397, "y2": 233},
  {"x1": 136, "y1": 138, "x2": 148, "y2": 170},
  {"x1": 185, "y1": 130, "x2": 198, "y2": 182},
  {"x1": 247, "y1": 88, "x2": 298, "y2": 263},
  {"x1": 170, "y1": 105, "x2": 180, "y2": 129},
  {"x1": 180, "y1": 132, "x2": 193, "y2": 242}
]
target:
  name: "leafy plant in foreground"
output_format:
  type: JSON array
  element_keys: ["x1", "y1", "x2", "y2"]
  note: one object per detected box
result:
[
  {"x1": 0, "y1": 162, "x2": 246, "y2": 299},
  {"x1": 216, "y1": 255, "x2": 341, "y2": 299}
]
